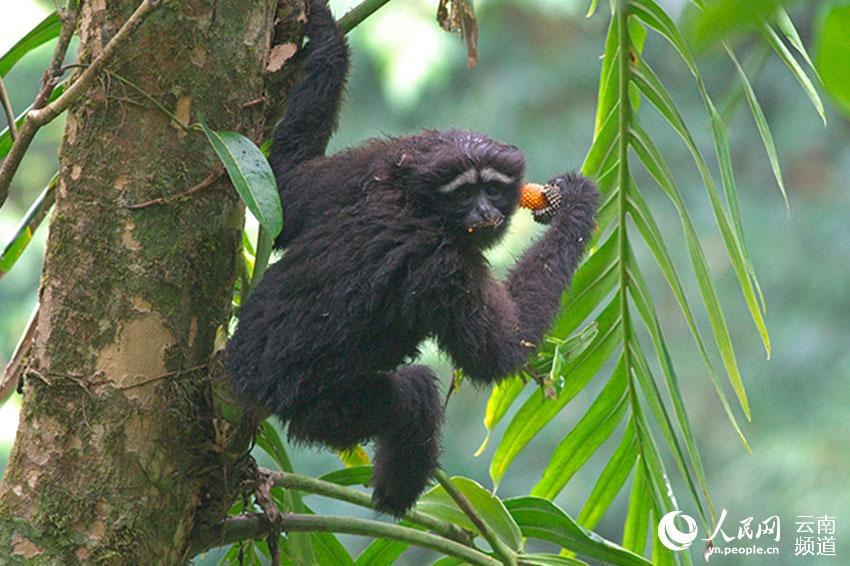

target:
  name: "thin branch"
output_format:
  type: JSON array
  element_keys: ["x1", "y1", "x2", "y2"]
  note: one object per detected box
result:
[
  {"x1": 435, "y1": 469, "x2": 518, "y2": 566},
  {"x1": 0, "y1": 305, "x2": 38, "y2": 404},
  {"x1": 0, "y1": 77, "x2": 17, "y2": 141},
  {"x1": 190, "y1": 512, "x2": 499, "y2": 565},
  {"x1": 266, "y1": 469, "x2": 473, "y2": 545},
  {"x1": 127, "y1": 167, "x2": 223, "y2": 209},
  {"x1": 32, "y1": 6, "x2": 78, "y2": 110},
  {"x1": 107, "y1": 70, "x2": 193, "y2": 132},
  {"x1": 0, "y1": 0, "x2": 161, "y2": 209},
  {"x1": 337, "y1": 0, "x2": 394, "y2": 34}
]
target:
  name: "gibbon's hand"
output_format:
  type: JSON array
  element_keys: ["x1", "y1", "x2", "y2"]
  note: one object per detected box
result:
[
  {"x1": 543, "y1": 173, "x2": 599, "y2": 245},
  {"x1": 530, "y1": 182, "x2": 564, "y2": 225}
]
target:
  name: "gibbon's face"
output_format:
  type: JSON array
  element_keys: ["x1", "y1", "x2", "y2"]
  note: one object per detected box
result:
[
  {"x1": 399, "y1": 130, "x2": 526, "y2": 248},
  {"x1": 435, "y1": 166, "x2": 521, "y2": 249}
]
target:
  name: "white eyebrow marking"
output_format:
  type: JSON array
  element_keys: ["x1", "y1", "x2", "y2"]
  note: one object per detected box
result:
[
  {"x1": 480, "y1": 167, "x2": 514, "y2": 185},
  {"x1": 438, "y1": 168, "x2": 478, "y2": 193}
]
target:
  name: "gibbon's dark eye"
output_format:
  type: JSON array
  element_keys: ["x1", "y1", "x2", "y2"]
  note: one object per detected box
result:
[
  {"x1": 484, "y1": 183, "x2": 502, "y2": 197},
  {"x1": 456, "y1": 185, "x2": 474, "y2": 201}
]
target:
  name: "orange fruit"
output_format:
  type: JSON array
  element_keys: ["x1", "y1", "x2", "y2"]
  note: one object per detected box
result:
[{"x1": 520, "y1": 183, "x2": 548, "y2": 211}]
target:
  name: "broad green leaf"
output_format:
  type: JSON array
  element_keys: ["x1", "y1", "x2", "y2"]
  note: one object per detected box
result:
[
  {"x1": 430, "y1": 557, "x2": 465, "y2": 566},
  {"x1": 531, "y1": 356, "x2": 629, "y2": 499},
  {"x1": 416, "y1": 476, "x2": 523, "y2": 551},
  {"x1": 627, "y1": 187, "x2": 749, "y2": 450},
  {"x1": 576, "y1": 424, "x2": 638, "y2": 529},
  {"x1": 355, "y1": 538, "x2": 408, "y2": 566},
  {"x1": 490, "y1": 299, "x2": 622, "y2": 487},
  {"x1": 504, "y1": 497, "x2": 651, "y2": 566},
  {"x1": 763, "y1": 23, "x2": 826, "y2": 125},
  {"x1": 0, "y1": 11, "x2": 62, "y2": 78},
  {"x1": 815, "y1": 5, "x2": 850, "y2": 117},
  {"x1": 474, "y1": 375, "x2": 525, "y2": 456},
  {"x1": 318, "y1": 465, "x2": 373, "y2": 487},
  {"x1": 200, "y1": 121, "x2": 283, "y2": 238}
]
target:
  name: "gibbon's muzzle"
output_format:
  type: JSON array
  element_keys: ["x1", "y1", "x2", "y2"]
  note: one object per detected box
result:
[
  {"x1": 466, "y1": 212, "x2": 504, "y2": 233},
  {"x1": 466, "y1": 199, "x2": 505, "y2": 233}
]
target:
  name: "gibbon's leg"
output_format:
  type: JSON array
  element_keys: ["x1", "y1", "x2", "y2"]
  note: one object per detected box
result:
[{"x1": 287, "y1": 365, "x2": 442, "y2": 515}]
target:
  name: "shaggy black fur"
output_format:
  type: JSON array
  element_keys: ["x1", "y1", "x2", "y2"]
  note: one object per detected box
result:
[{"x1": 226, "y1": 0, "x2": 599, "y2": 515}]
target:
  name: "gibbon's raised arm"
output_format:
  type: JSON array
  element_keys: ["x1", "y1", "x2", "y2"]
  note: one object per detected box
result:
[
  {"x1": 269, "y1": 0, "x2": 349, "y2": 248},
  {"x1": 435, "y1": 174, "x2": 598, "y2": 383}
]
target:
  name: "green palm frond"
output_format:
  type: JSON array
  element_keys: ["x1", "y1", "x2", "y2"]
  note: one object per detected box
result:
[{"x1": 478, "y1": 2, "x2": 823, "y2": 562}]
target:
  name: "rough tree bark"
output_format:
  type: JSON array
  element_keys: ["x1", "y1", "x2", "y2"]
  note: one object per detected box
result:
[{"x1": 0, "y1": 0, "x2": 303, "y2": 562}]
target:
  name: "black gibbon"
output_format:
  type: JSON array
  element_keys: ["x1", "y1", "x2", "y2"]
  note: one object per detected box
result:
[{"x1": 226, "y1": 0, "x2": 599, "y2": 515}]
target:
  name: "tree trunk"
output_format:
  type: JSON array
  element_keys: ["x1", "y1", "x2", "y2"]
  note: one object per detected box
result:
[{"x1": 0, "y1": 0, "x2": 301, "y2": 562}]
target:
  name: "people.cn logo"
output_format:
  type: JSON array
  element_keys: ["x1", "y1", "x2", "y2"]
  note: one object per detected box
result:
[{"x1": 657, "y1": 511, "x2": 699, "y2": 551}]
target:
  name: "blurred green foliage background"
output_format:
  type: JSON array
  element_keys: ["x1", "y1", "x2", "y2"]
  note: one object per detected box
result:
[{"x1": 1, "y1": 0, "x2": 848, "y2": 563}]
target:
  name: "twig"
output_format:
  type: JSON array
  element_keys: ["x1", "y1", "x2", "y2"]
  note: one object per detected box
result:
[
  {"x1": 0, "y1": 77, "x2": 17, "y2": 140},
  {"x1": 265, "y1": 469, "x2": 472, "y2": 545},
  {"x1": 337, "y1": 0, "x2": 394, "y2": 34},
  {"x1": 0, "y1": 305, "x2": 39, "y2": 404},
  {"x1": 107, "y1": 70, "x2": 194, "y2": 132},
  {"x1": 190, "y1": 512, "x2": 499, "y2": 565},
  {"x1": 115, "y1": 364, "x2": 208, "y2": 391},
  {"x1": 127, "y1": 168, "x2": 223, "y2": 209},
  {"x1": 0, "y1": 0, "x2": 162, "y2": 209},
  {"x1": 32, "y1": 6, "x2": 79, "y2": 110},
  {"x1": 435, "y1": 469, "x2": 518, "y2": 566}
]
